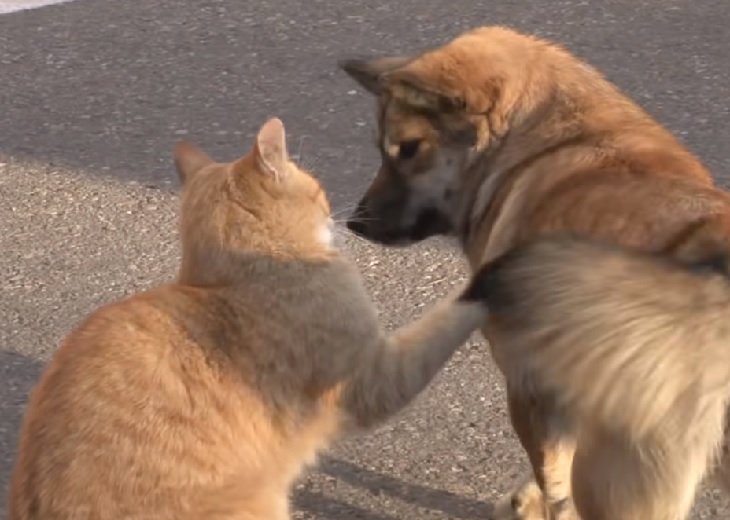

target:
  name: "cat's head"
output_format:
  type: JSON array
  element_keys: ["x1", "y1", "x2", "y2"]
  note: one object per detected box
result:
[{"x1": 173, "y1": 118, "x2": 334, "y2": 284}]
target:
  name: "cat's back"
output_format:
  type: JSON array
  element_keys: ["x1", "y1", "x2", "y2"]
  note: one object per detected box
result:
[
  {"x1": 7, "y1": 284, "x2": 283, "y2": 520},
  {"x1": 8, "y1": 262, "x2": 379, "y2": 520}
]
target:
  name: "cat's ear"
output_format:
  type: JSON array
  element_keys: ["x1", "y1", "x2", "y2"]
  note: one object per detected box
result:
[
  {"x1": 253, "y1": 117, "x2": 290, "y2": 181},
  {"x1": 173, "y1": 141, "x2": 214, "y2": 185}
]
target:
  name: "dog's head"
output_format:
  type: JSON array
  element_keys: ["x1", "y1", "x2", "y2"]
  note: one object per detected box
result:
[{"x1": 339, "y1": 26, "x2": 554, "y2": 246}]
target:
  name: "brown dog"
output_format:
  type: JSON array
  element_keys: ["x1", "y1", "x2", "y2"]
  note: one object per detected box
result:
[{"x1": 339, "y1": 25, "x2": 730, "y2": 520}]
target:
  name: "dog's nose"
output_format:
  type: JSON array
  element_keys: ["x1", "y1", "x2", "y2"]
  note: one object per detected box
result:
[
  {"x1": 347, "y1": 202, "x2": 371, "y2": 237},
  {"x1": 346, "y1": 217, "x2": 367, "y2": 237}
]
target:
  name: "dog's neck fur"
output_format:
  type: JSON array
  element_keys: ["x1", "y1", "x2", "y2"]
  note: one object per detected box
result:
[
  {"x1": 452, "y1": 43, "x2": 705, "y2": 266},
  {"x1": 454, "y1": 73, "x2": 574, "y2": 249}
]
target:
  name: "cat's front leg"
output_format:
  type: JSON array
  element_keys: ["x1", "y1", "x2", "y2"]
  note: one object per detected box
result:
[{"x1": 340, "y1": 280, "x2": 489, "y2": 430}]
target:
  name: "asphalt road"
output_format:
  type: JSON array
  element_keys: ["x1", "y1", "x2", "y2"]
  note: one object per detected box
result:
[{"x1": 1, "y1": 0, "x2": 730, "y2": 518}]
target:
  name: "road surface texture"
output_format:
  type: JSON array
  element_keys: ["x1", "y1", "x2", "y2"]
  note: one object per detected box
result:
[{"x1": 1, "y1": 0, "x2": 729, "y2": 518}]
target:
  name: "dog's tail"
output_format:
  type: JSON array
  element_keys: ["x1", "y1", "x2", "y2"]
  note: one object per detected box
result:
[{"x1": 465, "y1": 232, "x2": 730, "y2": 441}]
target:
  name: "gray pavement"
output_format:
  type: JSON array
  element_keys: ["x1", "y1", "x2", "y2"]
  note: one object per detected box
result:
[{"x1": 1, "y1": 0, "x2": 729, "y2": 518}]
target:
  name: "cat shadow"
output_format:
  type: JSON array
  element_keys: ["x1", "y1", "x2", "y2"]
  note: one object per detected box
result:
[
  {"x1": 295, "y1": 456, "x2": 493, "y2": 520},
  {"x1": 0, "y1": 351, "x2": 44, "y2": 511}
]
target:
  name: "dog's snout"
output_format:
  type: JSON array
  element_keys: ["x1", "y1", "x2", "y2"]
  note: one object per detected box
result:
[
  {"x1": 346, "y1": 217, "x2": 367, "y2": 236},
  {"x1": 346, "y1": 201, "x2": 372, "y2": 237}
]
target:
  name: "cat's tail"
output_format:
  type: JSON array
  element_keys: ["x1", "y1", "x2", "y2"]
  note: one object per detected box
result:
[{"x1": 464, "y1": 233, "x2": 730, "y2": 441}]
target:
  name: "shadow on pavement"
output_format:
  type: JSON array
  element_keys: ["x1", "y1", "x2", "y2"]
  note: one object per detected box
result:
[
  {"x1": 3, "y1": 0, "x2": 726, "y2": 199},
  {"x1": 295, "y1": 490, "x2": 398, "y2": 520},
  {"x1": 0, "y1": 0, "x2": 387, "y2": 210},
  {"x1": 0, "y1": 350, "x2": 44, "y2": 510},
  {"x1": 296, "y1": 456, "x2": 493, "y2": 519}
]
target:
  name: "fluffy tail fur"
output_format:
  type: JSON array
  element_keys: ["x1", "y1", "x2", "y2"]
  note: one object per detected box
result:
[{"x1": 468, "y1": 233, "x2": 730, "y2": 442}]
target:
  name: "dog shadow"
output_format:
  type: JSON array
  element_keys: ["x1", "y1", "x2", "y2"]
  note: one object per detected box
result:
[
  {"x1": 0, "y1": 350, "x2": 44, "y2": 512},
  {"x1": 294, "y1": 456, "x2": 493, "y2": 520}
]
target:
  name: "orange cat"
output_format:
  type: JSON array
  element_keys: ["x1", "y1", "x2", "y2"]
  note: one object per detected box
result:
[{"x1": 7, "y1": 118, "x2": 489, "y2": 520}]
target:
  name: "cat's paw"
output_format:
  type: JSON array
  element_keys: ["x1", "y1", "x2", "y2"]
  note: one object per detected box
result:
[{"x1": 491, "y1": 478, "x2": 546, "y2": 520}]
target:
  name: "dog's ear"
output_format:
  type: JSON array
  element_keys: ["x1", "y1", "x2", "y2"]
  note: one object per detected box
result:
[
  {"x1": 174, "y1": 141, "x2": 214, "y2": 185},
  {"x1": 382, "y1": 59, "x2": 500, "y2": 116},
  {"x1": 338, "y1": 56, "x2": 414, "y2": 95},
  {"x1": 381, "y1": 62, "x2": 467, "y2": 112}
]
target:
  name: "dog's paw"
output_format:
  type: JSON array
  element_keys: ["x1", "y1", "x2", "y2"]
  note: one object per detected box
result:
[{"x1": 491, "y1": 478, "x2": 546, "y2": 520}]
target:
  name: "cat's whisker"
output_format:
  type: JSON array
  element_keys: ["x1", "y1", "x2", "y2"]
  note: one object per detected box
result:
[
  {"x1": 299, "y1": 155, "x2": 323, "y2": 174},
  {"x1": 333, "y1": 226, "x2": 372, "y2": 246},
  {"x1": 332, "y1": 217, "x2": 379, "y2": 225},
  {"x1": 297, "y1": 135, "x2": 309, "y2": 161},
  {"x1": 330, "y1": 204, "x2": 362, "y2": 220}
]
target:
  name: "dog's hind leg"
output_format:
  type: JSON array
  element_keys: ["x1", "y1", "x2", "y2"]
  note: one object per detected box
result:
[
  {"x1": 491, "y1": 380, "x2": 579, "y2": 520},
  {"x1": 705, "y1": 420, "x2": 730, "y2": 498},
  {"x1": 571, "y1": 423, "x2": 721, "y2": 520}
]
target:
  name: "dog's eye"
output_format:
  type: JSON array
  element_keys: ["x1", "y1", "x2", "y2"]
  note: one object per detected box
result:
[{"x1": 398, "y1": 140, "x2": 421, "y2": 160}]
